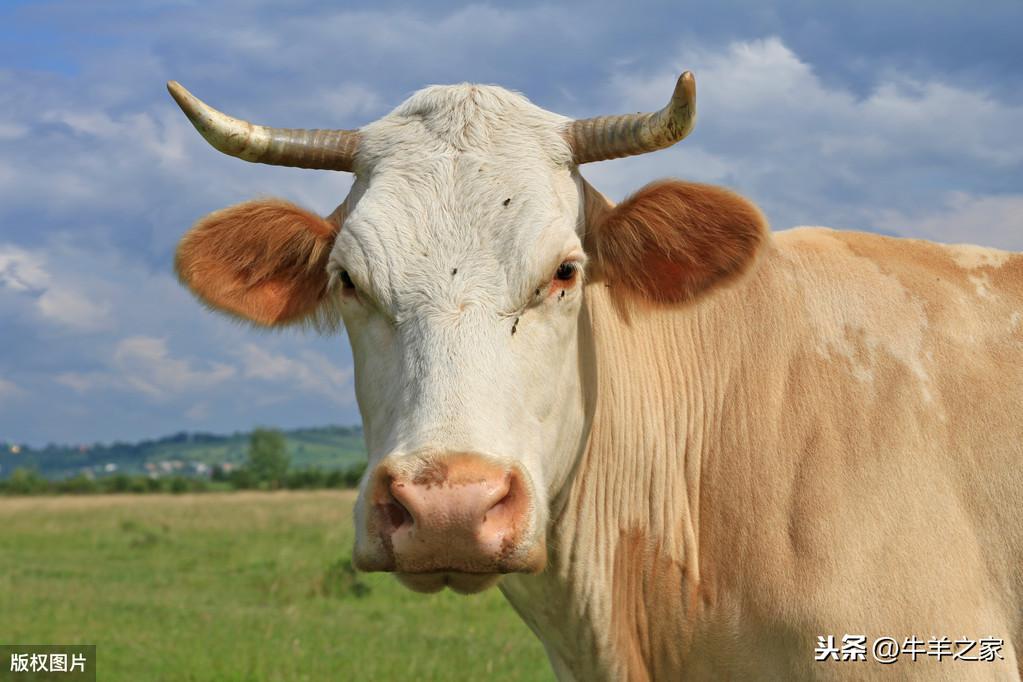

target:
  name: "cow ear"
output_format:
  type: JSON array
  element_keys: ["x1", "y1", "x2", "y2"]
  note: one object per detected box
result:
[
  {"x1": 175, "y1": 198, "x2": 340, "y2": 327},
  {"x1": 585, "y1": 180, "x2": 768, "y2": 306}
]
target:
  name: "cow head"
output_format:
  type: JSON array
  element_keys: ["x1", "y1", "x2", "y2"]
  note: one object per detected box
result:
[{"x1": 170, "y1": 72, "x2": 766, "y2": 593}]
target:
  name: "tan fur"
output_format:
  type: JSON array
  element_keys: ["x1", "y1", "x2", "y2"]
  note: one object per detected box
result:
[
  {"x1": 586, "y1": 180, "x2": 768, "y2": 307},
  {"x1": 504, "y1": 226, "x2": 1023, "y2": 680},
  {"x1": 611, "y1": 530, "x2": 692, "y2": 682},
  {"x1": 174, "y1": 199, "x2": 339, "y2": 328}
]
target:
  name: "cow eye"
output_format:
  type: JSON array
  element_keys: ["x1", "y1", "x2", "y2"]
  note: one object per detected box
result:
[
  {"x1": 554, "y1": 262, "x2": 577, "y2": 282},
  {"x1": 339, "y1": 270, "x2": 356, "y2": 290}
]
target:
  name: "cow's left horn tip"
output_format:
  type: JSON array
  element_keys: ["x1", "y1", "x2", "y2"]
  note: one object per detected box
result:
[
  {"x1": 676, "y1": 71, "x2": 695, "y2": 101},
  {"x1": 166, "y1": 81, "x2": 191, "y2": 110}
]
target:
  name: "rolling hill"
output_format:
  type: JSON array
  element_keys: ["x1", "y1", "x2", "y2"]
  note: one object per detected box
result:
[{"x1": 0, "y1": 425, "x2": 366, "y2": 480}]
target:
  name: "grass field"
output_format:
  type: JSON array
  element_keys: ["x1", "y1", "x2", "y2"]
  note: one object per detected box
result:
[{"x1": 0, "y1": 491, "x2": 553, "y2": 681}]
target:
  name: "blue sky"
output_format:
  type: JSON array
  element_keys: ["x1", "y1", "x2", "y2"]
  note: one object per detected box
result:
[{"x1": 1, "y1": 1, "x2": 1021, "y2": 446}]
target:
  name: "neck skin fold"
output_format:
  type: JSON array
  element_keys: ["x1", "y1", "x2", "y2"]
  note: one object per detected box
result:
[{"x1": 501, "y1": 257, "x2": 761, "y2": 680}]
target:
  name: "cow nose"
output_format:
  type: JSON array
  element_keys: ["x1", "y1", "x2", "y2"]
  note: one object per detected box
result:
[
  {"x1": 389, "y1": 470, "x2": 511, "y2": 534},
  {"x1": 372, "y1": 454, "x2": 530, "y2": 574}
]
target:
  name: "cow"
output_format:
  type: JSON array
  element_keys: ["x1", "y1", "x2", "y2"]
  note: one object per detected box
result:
[{"x1": 168, "y1": 70, "x2": 1023, "y2": 680}]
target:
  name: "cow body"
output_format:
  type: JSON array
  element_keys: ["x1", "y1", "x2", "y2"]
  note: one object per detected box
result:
[
  {"x1": 169, "y1": 75, "x2": 1023, "y2": 680},
  {"x1": 503, "y1": 225, "x2": 1023, "y2": 680}
]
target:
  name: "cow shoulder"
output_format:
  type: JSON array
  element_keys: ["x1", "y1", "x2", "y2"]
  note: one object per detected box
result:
[
  {"x1": 586, "y1": 180, "x2": 768, "y2": 305},
  {"x1": 175, "y1": 198, "x2": 340, "y2": 327}
]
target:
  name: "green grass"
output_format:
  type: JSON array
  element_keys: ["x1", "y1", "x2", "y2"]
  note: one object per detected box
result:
[{"x1": 0, "y1": 491, "x2": 553, "y2": 681}]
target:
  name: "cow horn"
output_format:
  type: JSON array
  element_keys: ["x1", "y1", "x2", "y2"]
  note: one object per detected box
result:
[
  {"x1": 166, "y1": 81, "x2": 360, "y2": 172},
  {"x1": 566, "y1": 70, "x2": 696, "y2": 165}
]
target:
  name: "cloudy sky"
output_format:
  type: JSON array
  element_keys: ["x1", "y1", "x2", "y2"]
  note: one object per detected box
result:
[{"x1": 1, "y1": 0, "x2": 1021, "y2": 446}]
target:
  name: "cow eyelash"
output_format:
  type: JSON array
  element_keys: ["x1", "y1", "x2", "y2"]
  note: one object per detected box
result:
[
  {"x1": 554, "y1": 262, "x2": 578, "y2": 282},
  {"x1": 524, "y1": 260, "x2": 582, "y2": 306},
  {"x1": 336, "y1": 269, "x2": 362, "y2": 302}
]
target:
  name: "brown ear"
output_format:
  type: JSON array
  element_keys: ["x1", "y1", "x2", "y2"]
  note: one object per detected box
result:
[
  {"x1": 175, "y1": 198, "x2": 339, "y2": 327},
  {"x1": 586, "y1": 180, "x2": 768, "y2": 305}
]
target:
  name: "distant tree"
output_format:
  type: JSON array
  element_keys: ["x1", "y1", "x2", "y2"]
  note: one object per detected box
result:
[
  {"x1": 341, "y1": 461, "x2": 367, "y2": 488},
  {"x1": 59, "y1": 474, "x2": 98, "y2": 495},
  {"x1": 106, "y1": 473, "x2": 131, "y2": 493},
  {"x1": 229, "y1": 467, "x2": 256, "y2": 490},
  {"x1": 285, "y1": 467, "x2": 327, "y2": 489},
  {"x1": 6, "y1": 467, "x2": 47, "y2": 495},
  {"x1": 324, "y1": 469, "x2": 344, "y2": 489},
  {"x1": 247, "y1": 428, "x2": 289, "y2": 488}
]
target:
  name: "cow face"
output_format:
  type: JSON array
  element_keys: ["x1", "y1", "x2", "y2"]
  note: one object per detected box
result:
[
  {"x1": 332, "y1": 88, "x2": 593, "y2": 591},
  {"x1": 172, "y1": 73, "x2": 778, "y2": 593}
]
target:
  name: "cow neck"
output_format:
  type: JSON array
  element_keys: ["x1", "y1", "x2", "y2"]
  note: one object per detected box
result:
[{"x1": 502, "y1": 270, "x2": 760, "y2": 681}]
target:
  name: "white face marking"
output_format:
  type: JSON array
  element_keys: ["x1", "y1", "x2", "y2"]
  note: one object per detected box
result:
[{"x1": 326, "y1": 85, "x2": 592, "y2": 561}]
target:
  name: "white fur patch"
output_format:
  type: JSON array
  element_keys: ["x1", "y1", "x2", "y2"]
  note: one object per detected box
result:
[
  {"x1": 779, "y1": 229, "x2": 935, "y2": 402},
  {"x1": 968, "y1": 272, "x2": 995, "y2": 299},
  {"x1": 949, "y1": 244, "x2": 1011, "y2": 270}
]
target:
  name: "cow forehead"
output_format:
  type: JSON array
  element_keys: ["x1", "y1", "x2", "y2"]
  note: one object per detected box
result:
[
  {"x1": 333, "y1": 84, "x2": 583, "y2": 311},
  {"x1": 359, "y1": 83, "x2": 573, "y2": 167}
]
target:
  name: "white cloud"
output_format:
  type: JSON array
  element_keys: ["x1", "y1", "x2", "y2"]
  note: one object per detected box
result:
[
  {"x1": 43, "y1": 109, "x2": 122, "y2": 137},
  {"x1": 36, "y1": 287, "x2": 112, "y2": 332},
  {"x1": 311, "y1": 83, "x2": 385, "y2": 121},
  {"x1": 0, "y1": 246, "x2": 49, "y2": 292},
  {"x1": 57, "y1": 336, "x2": 235, "y2": 399},
  {"x1": 608, "y1": 37, "x2": 1023, "y2": 166},
  {"x1": 53, "y1": 335, "x2": 352, "y2": 413},
  {"x1": 875, "y1": 192, "x2": 1023, "y2": 251},
  {"x1": 185, "y1": 402, "x2": 210, "y2": 421},
  {"x1": 53, "y1": 373, "x2": 99, "y2": 393},
  {"x1": 240, "y1": 343, "x2": 353, "y2": 406},
  {"x1": 588, "y1": 37, "x2": 1023, "y2": 236},
  {"x1": 114, "y1": 336, "x2": 236, "y2": 398},
  {"x1": 0, "y1": 377, "x2": 26, "y2": 404},
  {"x1": 0, "y1": 243, "x2": 113, "y2": 332},
  {"x1": 205, "y1": 5, "x2": 583, "y2": 78},
  {"x1": 0, "y1": 122, "x2": 27, "y2": 140}
]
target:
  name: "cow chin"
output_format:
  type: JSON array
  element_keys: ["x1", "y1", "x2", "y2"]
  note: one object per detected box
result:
[
  {"x1": 355, "y1": 538, "x2": 548, "y2": 591},
  {"x1": 396, "y1": 572, "x2": 504, "y2": 595},
  {"x1": 355, "y1": 535, "x2": 548, "y2": 594}
]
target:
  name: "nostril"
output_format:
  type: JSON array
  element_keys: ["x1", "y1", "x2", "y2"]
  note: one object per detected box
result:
[
  {"x1": 378, "y1": 479, "x2": 414, "y2": 532},
  {"x1": 384, "y1": 499, "x2": 413, "y2": 531},
  {"x1": 482, "y1": 471, "x2": 519, "y2": 526}
]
